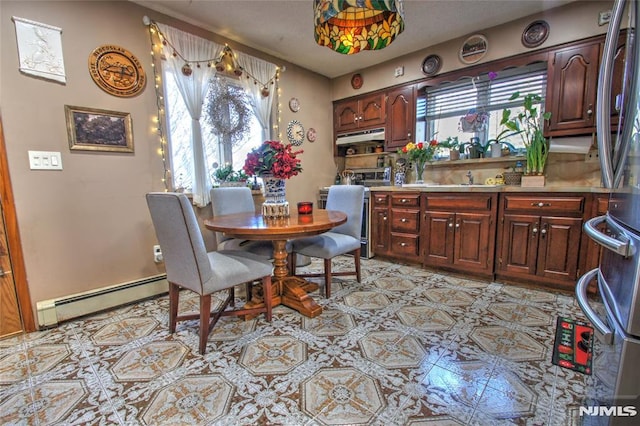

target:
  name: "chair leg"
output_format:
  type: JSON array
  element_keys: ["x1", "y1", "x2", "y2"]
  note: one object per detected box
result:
[
  {"x1": 168, "y1": 282, "x2": 179, "y2": 333},
  {"x1": 353, "y1": 248, "x2": 362, "y2": 283},
  {"x1": 324, "y1": 258, "x2": 332, "y2": 298},
  {"x1": 198, "y1": 294, "x2": 212, "y2": 355},
  {"x1": 263, "y1": 275, "x2": 273, "y2": 322}
]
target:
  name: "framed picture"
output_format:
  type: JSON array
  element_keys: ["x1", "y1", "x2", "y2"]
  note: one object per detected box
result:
[
  {"x1": 459, "y1": 34, "x2": 488, "y2": 65},
  {"x1": 65, "y1": 105, "x2": 133, "y2": 152}
]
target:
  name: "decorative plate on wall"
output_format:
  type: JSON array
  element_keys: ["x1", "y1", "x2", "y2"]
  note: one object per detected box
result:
[
  {"x1": 351, "y1": 73, "x2": 363, "y2": 90},
  {"x1": 88, "y1": 45, "x2": 146, "y2": 97},
  {"x1": 421, "y1": 54, "x2": 442, "y2": 76},
  {"x1": 522, "y1": 20, "x2": 550, "y2": 48},
  {"x1": 459, "y1": 34, "x2": 488, "y2": 65}
]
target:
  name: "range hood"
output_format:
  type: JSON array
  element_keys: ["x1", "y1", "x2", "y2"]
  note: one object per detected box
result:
[{"x1": 336, "y1": 128, "x2": 385, "y2": 145}]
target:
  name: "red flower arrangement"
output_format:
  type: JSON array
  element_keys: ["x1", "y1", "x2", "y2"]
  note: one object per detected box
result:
[{"x1": 243, "y1": 140, "x2": 303, "y2": 180}]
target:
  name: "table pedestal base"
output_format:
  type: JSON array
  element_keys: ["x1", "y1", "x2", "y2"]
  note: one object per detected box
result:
[{"x1": 243, "y1": 276, "x2": 322, "y2": 319}]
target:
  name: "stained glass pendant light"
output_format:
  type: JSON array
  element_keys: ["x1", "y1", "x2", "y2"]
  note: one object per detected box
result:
[{"x1": 314, "y1": 0, "x2": 405, "y2": 54}]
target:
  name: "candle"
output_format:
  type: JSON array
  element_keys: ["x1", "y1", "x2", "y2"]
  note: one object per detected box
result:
[{"x1": 297, "y1": 201, "x2": 313, "y2": 215}]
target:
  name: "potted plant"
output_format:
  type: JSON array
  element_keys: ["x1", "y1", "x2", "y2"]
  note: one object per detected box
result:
[
  {"x1": 500, "y1": 91, "x2": 552, "y2": 186},
  {"x1": 438, "y1": 136, "x2": 461, "y2": 160},
  {"x1": 214, "y1": 163, "x2": 249, "y2": 187}
]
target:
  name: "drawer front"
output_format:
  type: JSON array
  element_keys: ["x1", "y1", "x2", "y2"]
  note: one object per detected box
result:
[
  {"x1": 372, "y1": 193, "x2": 389, "y2": 206},
  {"x1": 391, "y1": 209, "x2": 420, "y2": 233},
  {"x1": 596, "y1": 196, "x2": 609, "y2": 215},
  {"x1": 503, "y1": 195, "x2": 585, "y2": 214},
  {"x1": 425, "y1": 194, "x2": 494, "y2": 211},
  {"x1": 390, "y1": 233, "x2": 420, "y2": 257},
  {"x1": 391, "y1": 193, "x2": 420, "y2": 207}
]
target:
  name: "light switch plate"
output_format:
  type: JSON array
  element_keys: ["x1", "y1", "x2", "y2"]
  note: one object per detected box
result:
[{"x1": 29, "y1": 150, "x2": 63, "y2": 170}]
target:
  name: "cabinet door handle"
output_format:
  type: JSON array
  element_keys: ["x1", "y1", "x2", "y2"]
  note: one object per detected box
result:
[
  {"x1": 0, "y1": 269, "x2": 10, "y2": 277},
  {"x1": 541, "y1": 223, "x2": 548, "y2": 238},
  {"x1": 399, "y1": 242, "x2": 407, "y2": 247},
  {"x1": 531, "y1": 202, "x2": 551, "y2": 207},
  {"x1": 401, "y1": 198, "x2": 408, "y2": 203},
  {"x1": 400, "y1": 218, "x2": 408, "y2": 223},
  {"x1": 587, "y1": 104, "x2": 593, "y2": 117},
  {"x1": 455, "y1": 222, "x2": 460, "y2": 228},
  {"x1": 383, "y1": 215, "x2": 387, "y2": 221},
  {"x1": 448, "y1": 222, "x2": 454, "y2": 228},
  {"x1": 532, "y1": 227, "x2": 538, "y2": 234}
]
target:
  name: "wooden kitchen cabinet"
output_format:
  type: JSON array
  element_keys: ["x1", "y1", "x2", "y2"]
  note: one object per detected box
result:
[
  {"x1": 545, "y1": 39, "x2": 600, "y2": 136},
  {"x1": 423, "y1": 193, "x2": 497, "y2": 277},
  {"x1": 334, "y1": 92, "x2": 386, "y2": 133},
  {"x1": 372, "y1": 192, "x2": 391, "y2": 256},
  {"x1": 496, "y1": 194, "x2": 586, "y2": 290},
  {"x1": 385, "y1": 85, "x2": 415, "y2": 150},
  {"x1": 371, "y1": 191, "x2": 421, "y2": 262}
]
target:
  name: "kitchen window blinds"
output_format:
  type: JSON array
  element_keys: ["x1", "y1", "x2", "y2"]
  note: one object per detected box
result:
[{"x1": 416, "y1": 62, "x2": 547, "y2": 148}]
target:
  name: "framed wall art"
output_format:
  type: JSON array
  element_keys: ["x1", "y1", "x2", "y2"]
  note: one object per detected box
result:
[
  {"x1": 65, "y1": 105, "x2": 133, "y2": 152},
  {"x1": 459, "y1": 34, "x2": 488, "y2": 64}
]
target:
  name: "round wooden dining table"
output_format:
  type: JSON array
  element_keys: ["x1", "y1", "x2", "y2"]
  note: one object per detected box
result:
[{"x1": 204, "y1": 210, "x2": 347, "y2": 318}]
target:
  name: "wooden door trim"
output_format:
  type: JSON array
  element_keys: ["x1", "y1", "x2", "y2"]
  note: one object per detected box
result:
[{"x1": 0, "y1": 114, "x2": 35, "y2": 332}]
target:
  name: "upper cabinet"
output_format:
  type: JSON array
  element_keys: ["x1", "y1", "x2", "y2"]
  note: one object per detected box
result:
[
  {"x1": 545, "y1": 39, "x2": 600, "y2": 136},
  {"x1": 385, "y1": 85, "x2": 415, "y2": 150},
  {"x1": 334, "y1": 92, "x2": 386, "y2": 134}
]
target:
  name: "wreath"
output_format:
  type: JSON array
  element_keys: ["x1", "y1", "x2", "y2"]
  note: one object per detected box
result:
[{"x1": 204, "y1": 79, "x2": 250, "y2": 146}]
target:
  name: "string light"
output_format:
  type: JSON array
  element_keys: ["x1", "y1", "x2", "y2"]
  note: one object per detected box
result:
[{"x1": 146, "y1": 21, "x2": 171, "y2": 192}]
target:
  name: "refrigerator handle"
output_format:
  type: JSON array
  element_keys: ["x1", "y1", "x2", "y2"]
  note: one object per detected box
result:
[
  {"x1": 597, "y1": 0, "x2": 627, "y2": 188},
  {"x1": 576, "y1": 268, "x2": 613, "y2": 345},
  {"x1": 584, "y1": 214, "x2": 634, "y2": 257},
  {"x1": 613, "y1": 0, "x2": 640, "y2": 187}
]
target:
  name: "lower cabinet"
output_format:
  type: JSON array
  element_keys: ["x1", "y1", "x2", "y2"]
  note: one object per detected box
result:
[
  {"x1": 371, "y1": 190, "x2": 596, "y2": 291},
  {"x1": 371, "y1": 191, "x2": 421, "y2": 262},
  {"x1": 423, "y1": 193, "x2": 497, "y2": 277},
  {"x1": 495, "y1": 194, "x2": 586, "y2": 290}
]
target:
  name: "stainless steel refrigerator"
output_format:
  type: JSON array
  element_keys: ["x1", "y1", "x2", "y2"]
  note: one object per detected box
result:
[{"x1": 576, "y1": 0, "x2": 640, "y2": 424}]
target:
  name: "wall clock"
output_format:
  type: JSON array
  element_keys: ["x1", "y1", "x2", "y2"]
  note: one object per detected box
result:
[
  {"x1": 306, "y1": 127, "x2": 317, "y2": 142},
  {"x1": 88, "y1": 45, "x2": 146, "y2": 97},
  {"x1": 288, "y1": 97, "x2": 300, "y2": 112},
  {"x1": 521, "y1": 20, "x2": 550, "y2": 48},
  {"x1": 459, "y1": 34, "x2": 488, "y2": 65},
  {"x1": 286, "y1": 120, "x2": 305, "y2": 146}
]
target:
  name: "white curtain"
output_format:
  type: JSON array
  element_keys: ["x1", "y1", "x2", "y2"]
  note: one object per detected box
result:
[
  {"x1": 158, "y1": 23, "x2": 222, "y2": 207},
  {"x1": 236, "y1": 52, "x2": 277, "y2": 141}
]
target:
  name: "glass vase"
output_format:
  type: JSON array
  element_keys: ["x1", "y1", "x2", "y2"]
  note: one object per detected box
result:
[
  {"x1": 414, "y1": 161, "x2": 426, "y2": 184},
  {"x1": 261, "y1": 175, "x2": 289, "y2": 218}
]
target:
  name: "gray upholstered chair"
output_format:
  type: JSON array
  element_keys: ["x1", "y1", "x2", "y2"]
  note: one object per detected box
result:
[
  {"x1": 289, "y1": 185, "x2": 365, "y2": 297},
  {"x1": 146, "y1": 192, "x2": 273, "y2": 355},
  {"x1": 210, "y1": 187, "x2": 273, "y2": 258}
]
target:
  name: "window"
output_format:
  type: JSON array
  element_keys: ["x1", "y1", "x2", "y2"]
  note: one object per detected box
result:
[
  {"x1": 164, "y1": 72, "x2": 262, "y2": 191},
  {"x1": 416, "y1": 63, "x2": 547, "y2": 152}
]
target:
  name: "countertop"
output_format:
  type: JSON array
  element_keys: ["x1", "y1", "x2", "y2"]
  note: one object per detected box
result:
[{"x1": 364, "y1": 184, "x2": 614, "y2": 194}]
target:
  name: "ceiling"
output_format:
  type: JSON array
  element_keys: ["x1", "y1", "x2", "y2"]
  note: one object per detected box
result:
[{"x1": 134, "y1": 0, "x2": 576, "y2": 79}]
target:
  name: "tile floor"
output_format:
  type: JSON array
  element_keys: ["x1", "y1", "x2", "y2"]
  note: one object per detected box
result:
[{"x1": 0, "y1": 257, "x2": 596, "y2": 425}]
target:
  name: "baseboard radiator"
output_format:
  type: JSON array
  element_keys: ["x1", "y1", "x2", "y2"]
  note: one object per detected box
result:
[{"x1": 36, "y1": 274, "x2": 168, "y2": 328}]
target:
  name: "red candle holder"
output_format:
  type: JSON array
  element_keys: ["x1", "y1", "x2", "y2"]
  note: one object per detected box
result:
[{"x1": 297, "y1": 201, "x2": 313, "y2": 215}]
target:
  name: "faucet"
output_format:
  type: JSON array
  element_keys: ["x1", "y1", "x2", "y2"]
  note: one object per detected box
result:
[{"x1": 466, "y1": 171, "x2": 474, "y2": 185}]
